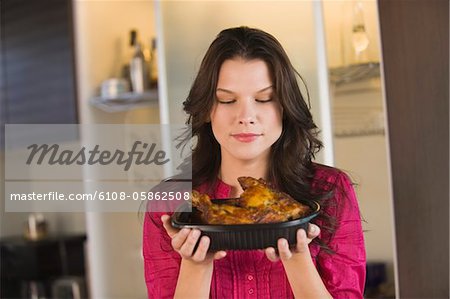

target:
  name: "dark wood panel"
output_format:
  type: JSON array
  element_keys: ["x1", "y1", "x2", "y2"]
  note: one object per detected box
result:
[
  {"x1": 0, "y1": 234, "x2": 87, "y2": 298},
  {"x1": 378, "y1": 0, "x2": 449, "y2": 298},
  {"x1": 0, "y1": 0, "x2": 78, "y2": 128}
]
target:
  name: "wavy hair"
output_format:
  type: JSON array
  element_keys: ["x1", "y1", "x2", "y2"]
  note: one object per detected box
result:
[
  {"x1": 183, "y1": 27, "x2": 321, "y2": 191},
  {"x1": 180, "y1": 26, "x2": 336, "y2": 247}
]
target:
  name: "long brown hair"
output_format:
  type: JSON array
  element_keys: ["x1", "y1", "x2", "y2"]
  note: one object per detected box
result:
[
  {"x1": 183, "y1": 27, "x2": 320, "y2": 192},
  {"x1": 180, "y1": 27, "x2": 336, "y2": 247}
]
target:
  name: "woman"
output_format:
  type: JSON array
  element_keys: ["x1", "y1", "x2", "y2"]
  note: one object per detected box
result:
[{"x1": 143, "y1": 26, "x2": 366, "y2": 298}]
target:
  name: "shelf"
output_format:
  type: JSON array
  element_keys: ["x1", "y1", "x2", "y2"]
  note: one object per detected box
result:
[
  {"x1": 329, "y1": 62, "x2": 380, "y2": 86},
  {"x1": 90, "y1": 89, "x2": 158, "y2": 113}
]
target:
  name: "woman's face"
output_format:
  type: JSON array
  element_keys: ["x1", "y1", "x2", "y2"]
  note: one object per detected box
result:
[{"x1": 210, "y1": 58, "x2": 283, "y2": 163}]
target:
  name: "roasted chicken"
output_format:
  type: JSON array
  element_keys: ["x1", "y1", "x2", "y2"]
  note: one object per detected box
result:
[{"x1": 191, "y1": 177, "x2": 310, "y2": 224}]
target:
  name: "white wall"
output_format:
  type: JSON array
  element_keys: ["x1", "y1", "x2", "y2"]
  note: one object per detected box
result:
[
  {"x1": 323, "y1": 0, "x2": 381, "y2": 67},
  {"x1": 327, "y1": 72, "x2": 395, "y2": 282},
  {"x1": 334, "y1": 134, "x2": 393, "y2": 260},
  {"x1": 73, "y1": 1, "x2": 158, "y2": 298},
  {"x1": 74, "y1": 0, "x2": 160, "y2": 125},
  {"x1": 333, "y1": 108, "x2": 395, "y2": 283},
  {"x1": 323, "y1": 0, "x2": 395, "y2": 283}
]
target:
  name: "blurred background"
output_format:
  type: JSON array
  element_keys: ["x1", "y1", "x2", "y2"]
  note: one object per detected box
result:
[{"x1": 1, "y1": 1, "x2": 447, "y2": 299}]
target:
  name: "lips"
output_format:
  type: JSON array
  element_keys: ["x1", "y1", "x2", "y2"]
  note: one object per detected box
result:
[{"x1": 231, "y1": 133, "x2": 262, "y2": 143}]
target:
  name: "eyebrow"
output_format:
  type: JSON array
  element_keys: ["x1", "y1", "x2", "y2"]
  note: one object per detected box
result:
[{"x1": 216, "y1": 85, "x2": 273, "y2": 94}]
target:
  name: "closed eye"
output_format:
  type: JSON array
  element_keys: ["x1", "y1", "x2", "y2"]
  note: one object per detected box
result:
[
  {"x1": 217, "y1": 99, "x2": 236, "y2": 104},
  {"x1": 255, "y1": 98, "x2": 272, "y2": 103}
]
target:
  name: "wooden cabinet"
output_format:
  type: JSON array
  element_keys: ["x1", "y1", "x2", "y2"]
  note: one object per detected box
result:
[
  {"x1": 378, "y1": 0, "x2": 449, "y2": 297},
  {"x1": 0, "y1": 0, "x2": 78, "y2": 146},
  {"x1": 0, "y1": 234, "x2": 87, "y2": 298}
]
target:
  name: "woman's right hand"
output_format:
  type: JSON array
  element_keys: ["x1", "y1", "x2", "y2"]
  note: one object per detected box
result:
[{"x1": 161, "y1": 214, "x2": 227, "y2": 264}]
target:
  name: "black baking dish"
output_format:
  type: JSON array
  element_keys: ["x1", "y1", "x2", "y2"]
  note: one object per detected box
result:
[{"x1": 171, "y1": 199, "x2": 320, "y2": 251}]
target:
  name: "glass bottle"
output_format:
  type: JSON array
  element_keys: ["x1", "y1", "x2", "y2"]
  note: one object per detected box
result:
[
  {"x1": 129, "y1": 30, "x2": 148, "y2": 93},
  {"x1": 149, "y1": 37, "x2": 158, "y2": 88}
]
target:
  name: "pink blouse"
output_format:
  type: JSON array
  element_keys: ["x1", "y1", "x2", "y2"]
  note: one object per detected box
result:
[{"x1": 143, "y1": 165, "x2": 366, "y2": 298}]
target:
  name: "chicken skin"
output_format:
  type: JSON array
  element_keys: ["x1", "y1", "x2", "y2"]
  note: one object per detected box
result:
[{"x1": 191, "y1": 177, "x2": 310, "y2": 224}]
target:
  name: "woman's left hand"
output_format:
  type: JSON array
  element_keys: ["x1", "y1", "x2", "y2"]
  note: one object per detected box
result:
[{"x1": 264, "y1": 223, "x2": 320, "y2": 262}]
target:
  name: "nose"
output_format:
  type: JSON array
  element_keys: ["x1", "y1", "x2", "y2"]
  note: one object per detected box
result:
[
  {"x1": 238, "y1": 100, "x2": 255, "y2": 125},
  {"x1": 239, "y1": 117, "x2": 255, "y2": 125}
]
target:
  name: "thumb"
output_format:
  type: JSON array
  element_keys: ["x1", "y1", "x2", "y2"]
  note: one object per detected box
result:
[{"x1": 213, "y1": 251, "x2": 227, "y2": 260}]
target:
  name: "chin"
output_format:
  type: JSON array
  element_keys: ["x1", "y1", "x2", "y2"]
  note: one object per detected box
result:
[{"x1": 228, "y1": 150, "x2": 270, "y2": 162}]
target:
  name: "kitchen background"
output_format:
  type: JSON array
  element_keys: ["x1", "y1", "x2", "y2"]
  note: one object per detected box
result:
[{"x1": 0, "y1": 0, "x2": 411, "y2": 298}]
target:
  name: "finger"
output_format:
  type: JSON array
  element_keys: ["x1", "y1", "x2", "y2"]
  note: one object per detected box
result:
[
  {"x1": 295, "y1": 228, "x2": 309, "y2": 253},
  {"x1": 191, "y1": 236, "x2": 210, "y2": 262},
  {"x1": 277, "y1": 238, "x2": 292, "y2": 260},
  {"x1": 213, "y1": 250, "x2": 227, "y2": 260},
  {"x1": 264, "y1": 247, "x2": 279, "y2": 262},
  {"x1": 170, "y1": 228, "x2": 190, "y2": 250},
  {"x1": 179, "y1": 229, "x2": 201, "y2": 257},
  {"x1": 161, "y1": 215, "x2": 178, "y2": 238},
  {"x1": 307, "y1": 224, "x2": 320, "y2": 239}
]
